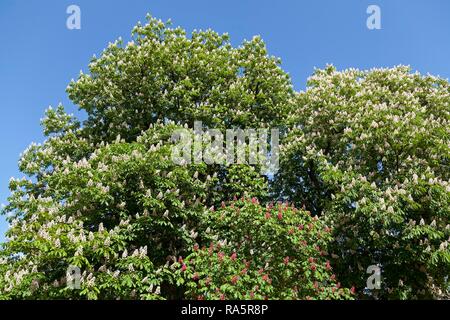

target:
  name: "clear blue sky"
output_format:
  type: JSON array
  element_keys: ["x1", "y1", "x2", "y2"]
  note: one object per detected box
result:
[{"x1": 1, "y1": 0, "x2": 450, "y2": 241}]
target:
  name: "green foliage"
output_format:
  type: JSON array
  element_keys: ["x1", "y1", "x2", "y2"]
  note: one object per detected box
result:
[
  {"x1": 67, "y1": 15, "x2": 294, "y2": 143},
  {"x1": 177, "y1": 199, "x2": 354, "y2": 300},
  {"x1": 274, "y1": 65, "x2": 450, "y2": 299},
  {"x1": 1, "y1": 15, "x2": 449, "y2": 301},
  {"x1": 0, "y1": 15, "x2": 284, "y2": 300}
]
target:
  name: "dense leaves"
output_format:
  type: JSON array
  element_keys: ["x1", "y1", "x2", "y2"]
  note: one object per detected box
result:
[
  {"x1": 178, "y1": 199, "x2": 354, "y2": 300},
  {"x1": 1, "y1": 16, "x2": 449, "y2": 300},
  {"x1": 274, "y1": 65, "x2": 450, "y2": 299},
  {"x1": 67, "y1": 15, "x2": 294, "y2": 143},
  {"x1": 0, "y1": 16, "x2": 288, "y2": 300}
]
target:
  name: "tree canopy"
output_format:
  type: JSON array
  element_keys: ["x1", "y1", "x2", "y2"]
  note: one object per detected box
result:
[
  {"x1": 274, "y1": 65, "x2": 450, "y2": 299},
  {"x1": 1, "y1": 15, "x2": 449, "y2": 300}
]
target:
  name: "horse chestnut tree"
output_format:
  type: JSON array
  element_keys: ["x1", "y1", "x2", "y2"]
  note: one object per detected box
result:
[
  {"x1": 274, "y1": 65, "x2": 450, "y2": 299},
  {"x1": 0, "y1": 15, "x2": 448, "y2": 300},
  {"x1": 177, "y1": 198, "x2": 353, "y2": 300}
]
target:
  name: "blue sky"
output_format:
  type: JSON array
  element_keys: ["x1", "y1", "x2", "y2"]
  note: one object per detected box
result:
[{"x1": 1, "y1": 0, "x2": 449, "y2": 241}]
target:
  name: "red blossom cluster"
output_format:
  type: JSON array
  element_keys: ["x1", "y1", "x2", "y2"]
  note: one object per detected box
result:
[{"x1": 176, "y1": 198, "x2": 354, "y2": 300}]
